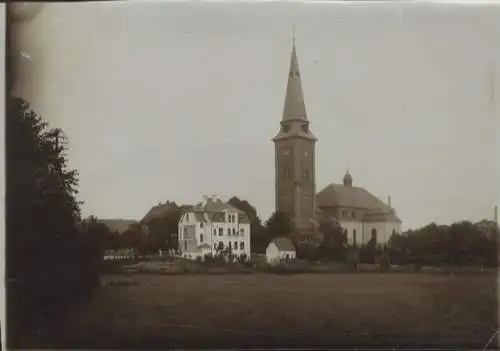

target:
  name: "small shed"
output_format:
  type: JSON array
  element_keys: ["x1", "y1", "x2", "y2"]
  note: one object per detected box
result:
[{"x1": 266, "y1": 237, "x2": 296, "y2": 265}]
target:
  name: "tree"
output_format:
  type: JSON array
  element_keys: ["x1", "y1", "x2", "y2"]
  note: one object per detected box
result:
[
  {"x1": 266, "y1": 211, "x2": 292, "y2": 238},
  {"x1": 228, "y1": 196, "x2": 270, "y2": 253},
  {"x1": 318, "y1": 217, "x2": 346, "y2": 261},
  {"x1": 228, "y1": 196, "x2": 259, "y2": 223},
  {"x1": 143, "y1": 205, "x2": 181, "y2": 253},
  {"x1": 394, "y1": 220, "x2": 497, "y2": 268},
  {"x1": 6, "y1": 97, "x2": 102, "y2": 344}
]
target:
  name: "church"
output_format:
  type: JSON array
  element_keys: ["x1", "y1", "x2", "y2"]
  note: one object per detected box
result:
[{"x1": 273, "y1": 38, "x2": 402, "y2": 246}]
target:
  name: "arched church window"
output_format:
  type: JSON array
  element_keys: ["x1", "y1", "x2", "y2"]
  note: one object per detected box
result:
[
  {"x1": 302, "y1": 124, "x2": 309, "y2": 133},
  {"x1": 282, "y1": 124, "x2": 290, "y2": 133}
]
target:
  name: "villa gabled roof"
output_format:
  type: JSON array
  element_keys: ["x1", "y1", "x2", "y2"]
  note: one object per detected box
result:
[{"x1": 182, "y1": 198, "x2": 250, "y2": 223}]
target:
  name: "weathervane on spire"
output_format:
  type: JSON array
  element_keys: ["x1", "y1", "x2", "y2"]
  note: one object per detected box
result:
[
  {"x1": 292, "y1": 23, "x2": 296, "y2": 46},
  {"x1": 345, "y1": 159, "x2": 351, "y2": 174}
]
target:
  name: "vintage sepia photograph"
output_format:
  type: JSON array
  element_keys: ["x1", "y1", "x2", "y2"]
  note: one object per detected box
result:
[{"x1": 6, "y1": 1, "x2": 500, "y2": 349}]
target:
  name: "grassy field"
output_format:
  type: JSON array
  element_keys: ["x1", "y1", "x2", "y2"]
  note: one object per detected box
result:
[{"x1": 29, "y1": 273, "x2": 498, "y2": 349}]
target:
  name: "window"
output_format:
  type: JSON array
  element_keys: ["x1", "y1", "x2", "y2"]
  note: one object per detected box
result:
[
  {"x1": 240, "y1": 228, "x2": 244, "y2": 237},
  {"x1": 184, "y1": 241, "x2": 187, "y2": 251},
  {"x1": 305, "y1": 168, "x2": 309, "y2": 180},
  {"x1": 232, "y1": 228, "x2": 236, "y2": 235},
  {"x1": 371, "y1": 228, "x2": 378, "y2": 243},
  {"x1": 353, "y1": 229, "x2": 357, "y2": 245},
  {"x1": 186, "y1": 214, "x2": 189, "y2": 221},
  {"x1": 227, "y1": 228, "x2": 231, "y2": 236},
  {"x1": 200, "y1": 234, "x2": 204, "y2": 243},
  {"x1": 392, "y1": 229, "x2": 396, "y2": 236},
  {"x1": 342, "y1": 210, "x2": 348, "y2": 217},
  {"x1": 234, "y1": 241, "x2": 238, "y2": 250},
  {"x1": 343, "y1": 228, "x2": 348, "y2": 244},
  {"x1": 200, "y1": 222, "x2": 204, "y2": 228},
  {"x1": 302, "y1": 124, "x2": 309, "y2": 133},
  {"x1": 352, "y1": 211, "x2": 356, "y2": 220},
  {"x1": 219, "y1": 228, "x2": 223, "y2": 236},
  {"x1": 214, "y1": 242, "x2": 217, "y2": 249},
  {"x1": 213, "y1": 228, "x2": 217, "y2": 236},
  {"x1": 240, "y1": 241, "x2": 244, "y2": 250},
  {"x1": 282, "y1": 124, "x2": 290, "y2": 133}
]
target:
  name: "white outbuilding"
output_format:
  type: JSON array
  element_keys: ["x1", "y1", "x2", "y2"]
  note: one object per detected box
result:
[{"x1": 265, "y1": 237, "x2": 296, "y2": 265}]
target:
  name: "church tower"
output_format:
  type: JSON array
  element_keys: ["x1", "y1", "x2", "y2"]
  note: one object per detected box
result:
[{"x1": 273, "y1": 36, "x2": 317, "y2": 235}]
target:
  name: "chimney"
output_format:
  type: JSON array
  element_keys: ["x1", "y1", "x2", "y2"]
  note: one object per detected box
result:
[{"x1": 388, "y1": 196, "x2": 392, "y2": 208}]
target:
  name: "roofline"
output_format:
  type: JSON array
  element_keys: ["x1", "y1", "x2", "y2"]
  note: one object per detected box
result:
[
  {"x1": 280, "y1": 118, "x2": 309, "y2": 124},
  {"x1": 272, "y1": 134, "x2": 318, "y2": 143}
]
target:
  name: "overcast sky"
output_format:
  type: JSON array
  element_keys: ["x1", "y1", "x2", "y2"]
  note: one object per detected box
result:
[{"x1": 12, "y1": 1, "x2": 500, "y2": 230}]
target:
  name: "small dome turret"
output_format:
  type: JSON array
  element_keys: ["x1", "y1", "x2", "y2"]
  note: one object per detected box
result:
[{"x1": 343, "y1": 170, "x2": 353, "y2": 187}]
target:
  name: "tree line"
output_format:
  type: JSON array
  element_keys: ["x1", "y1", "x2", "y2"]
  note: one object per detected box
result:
[
  {"x1": 225, "y1": 199, "x2": 499, "y2": 268},
  {"x1": 90, "y1": 182, "x2": 499, "y2": 270}
]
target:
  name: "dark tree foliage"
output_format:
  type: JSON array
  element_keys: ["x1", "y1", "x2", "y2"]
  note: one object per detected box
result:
[
  {"x1": 127, "y1": 205, "x2": 182, "y2": 254},
  {"x1": 317, "y1": 217, "x2": 346, "y2": 261},
  {"x1": 228, "y1": 196, "x2": 269, "y2": 253},
  {"x1": 266, "y1": 211, "x2": 292, "y2": 238},
  {"x1": 359, "y1": 236, "x2": 379, "y2": 264},
  {"x1": 146, "y1": 206, "x2": 181, "y2": 252},
  {"x1": 387, "y1": 220, "x2": 498, "y2": 267},
  {"x1": 6, "y1": 97, "x2": 103, "y2": 345}
]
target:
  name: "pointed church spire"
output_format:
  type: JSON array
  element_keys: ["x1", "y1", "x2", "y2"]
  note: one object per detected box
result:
[{"x1": 282, "y1": 32, "x2": 307, "y2": 122}]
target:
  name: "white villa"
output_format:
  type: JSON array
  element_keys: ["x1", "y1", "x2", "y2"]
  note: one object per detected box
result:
[{"x1": 178, "y1": 195, "x2": 251, "y2": 260}]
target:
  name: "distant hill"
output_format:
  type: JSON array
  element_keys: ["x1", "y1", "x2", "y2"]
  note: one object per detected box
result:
[{"x1": 97, "y1": 219, "x2": 137, "y2": 234}]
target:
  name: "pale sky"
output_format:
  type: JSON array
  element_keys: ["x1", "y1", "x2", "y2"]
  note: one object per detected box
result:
[{"x1": 12, "y1": 1, "x2": 500, "y2": 230}]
